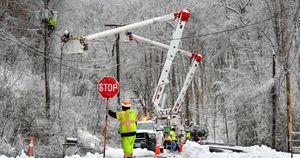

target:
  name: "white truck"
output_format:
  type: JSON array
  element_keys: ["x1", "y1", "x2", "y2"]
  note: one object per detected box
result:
[{"x1": 134, "y1": 120, "x2": 162, "y2": 152}]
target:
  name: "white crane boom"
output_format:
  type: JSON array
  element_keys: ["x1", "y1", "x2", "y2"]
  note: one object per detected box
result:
[
  {"x1": 130, "y1": 34, "x2": 191, "y2": 57},
  {"x1": 86, "y1": 14, "x2": 175, "y2": 40},
  {"x1": 62, "y1": 10, "x2": 190, "y2": 55},
  {"x1": 151, "y1": 10, "x2": 190, "y2": 118},
  {"x1": 128, "y1": 33, "x2": 202, "y2": 128}
]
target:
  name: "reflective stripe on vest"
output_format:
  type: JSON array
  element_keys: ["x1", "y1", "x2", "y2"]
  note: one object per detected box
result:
[{"x1": 117, "y1": 109, "x2": 136, "y2": 133}]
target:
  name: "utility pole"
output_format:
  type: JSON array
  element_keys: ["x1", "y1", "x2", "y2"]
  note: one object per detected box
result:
[
  {"x1": 272, "y1": 53, "x2": 277, "y2": 149},
  {"x1": 44, "y1": 0, "x2": 51, "y2": 120},
  {"x1": 282, "y1": 0, "x2": 292, "y2": 152},
  {"x1": 104, "y1": 24, "x2": 123, "y2": 105}
]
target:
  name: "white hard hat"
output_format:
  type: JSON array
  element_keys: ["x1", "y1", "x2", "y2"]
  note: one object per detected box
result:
[
  {"x1": 121, "y1": 98, "x2": 132, "y2": 107},
  {"x1": 64, "y1": 30, "x2": 69, "y2": 35}
]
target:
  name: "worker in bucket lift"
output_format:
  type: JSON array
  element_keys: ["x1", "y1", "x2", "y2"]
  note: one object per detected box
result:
[
  {"x1": 169, "y1": 127, "x2": 177, "y2": 152},
  {"x1": 47, "y1": 17, "x2": 56, "y2": 36},
  {"x1": 61, "y1": 30, "x2": 72, "y2": 43},
  {"x1": 47, "y1": 17, "x2": 56, "y2": 31},
  {"x1": 108, "y1": 98, "x2": 137, "y2": 158}
]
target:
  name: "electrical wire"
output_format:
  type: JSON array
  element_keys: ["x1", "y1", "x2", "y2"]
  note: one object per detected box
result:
[
  {"x1": 0, "y1": 30, "x2": 117, "y2": 63},
  {"x1": 0, "y1": 30, "x2": 118, "y2": 64},
  {"x1": 0, "y1": 31, "x2": 168, "y2": 73},
  {"x1": 0, "y1": 31, "x2": 118, "y2": 71},
  {"x1": 0, "y1": 11, "x2": 296, "y2": 73}
]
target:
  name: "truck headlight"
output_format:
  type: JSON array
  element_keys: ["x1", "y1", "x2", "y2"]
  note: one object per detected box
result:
[{"x1": 149, "y1": 133, "x2": 156, "y2": 139}]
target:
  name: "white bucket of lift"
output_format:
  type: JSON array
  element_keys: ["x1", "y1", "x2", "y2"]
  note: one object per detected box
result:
[
  {"x1": 62, "y1": 39, "x2": 84, "y2": 55},
  {"x1": 119, "y1": 31, "x2": 130, "y2": 42}
]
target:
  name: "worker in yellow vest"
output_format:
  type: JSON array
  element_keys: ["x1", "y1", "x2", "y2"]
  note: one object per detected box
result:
[
  {"x1": 186, "y1": 129, "x2": 191, "y2": 141},
  {"x1": 169, "y1": 127, "x2": 177, "y2": 152},
  {"x1": 108, "y1": 98, "x2": 137, "y2": 158}
]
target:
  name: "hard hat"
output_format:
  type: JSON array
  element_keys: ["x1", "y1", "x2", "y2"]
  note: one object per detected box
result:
[
  {"x1": 121, "y1": 98, "x2": 132, "y2": 107},
  {"x1": 64, "y1": 30, "x2": 69, "y2": 35},
  {"x1": 171, "y1": 127, "x2": 176, "y2": 131}
]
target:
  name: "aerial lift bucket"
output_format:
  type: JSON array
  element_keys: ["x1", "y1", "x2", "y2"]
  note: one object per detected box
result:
[{"x1": 62, "y1": 39, "x2": 85, "y2": 55}]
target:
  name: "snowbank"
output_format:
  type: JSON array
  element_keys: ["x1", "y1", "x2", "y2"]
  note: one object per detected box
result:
[
  {"x1": 181, "y1": 141, "x2": 300, "y2": 158},
  {"x1": 0, "y1": 150, "x2": 33, "y2": 158},
  {"x1": 182, "y1": 140, "x2": 210, "y2": 157}
]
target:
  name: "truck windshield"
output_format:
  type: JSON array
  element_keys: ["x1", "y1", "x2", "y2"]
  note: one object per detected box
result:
[{"x1": 137, "y1": 122, "x2": 154, "y2": 130}]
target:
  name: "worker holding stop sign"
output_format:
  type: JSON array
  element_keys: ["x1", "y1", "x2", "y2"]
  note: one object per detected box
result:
[{"x1": 98, "y1": 76, "x2": 137, "y2": 158}]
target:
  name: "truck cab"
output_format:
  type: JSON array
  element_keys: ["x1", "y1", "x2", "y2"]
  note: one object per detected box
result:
[{"x1": 134, "y1": 120, "x2": 157, "y2": 151}]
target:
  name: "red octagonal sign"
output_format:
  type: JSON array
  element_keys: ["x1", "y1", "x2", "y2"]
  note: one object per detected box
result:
[{"x1": 97, "y1": 76, "x2": 119, "y2": 98}]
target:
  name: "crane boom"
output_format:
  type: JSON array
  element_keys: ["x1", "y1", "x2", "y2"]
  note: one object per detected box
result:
[
  {"x1": 151, "y1": 10, "x2": 190, "y2": 118},
  {"x1": 128, "y1": 33, "x2": 202, "y2": 128},
  {"x1": 63, "y1": 10, "x2": 190, "y2": 55},
  {"x1": 171, "y1": 54, "x2": 202, "y2": 114},
  {"x1": 130, "y1": 34, "x2": 191, "y2": 57},
  {"x1": 86, "y1": 14, "x2": 175, "y2": 40}
]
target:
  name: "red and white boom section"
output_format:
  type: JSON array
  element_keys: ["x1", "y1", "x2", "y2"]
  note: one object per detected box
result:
[{"x1": 128, "y1": 34, "x2": 202, "y2": 119}]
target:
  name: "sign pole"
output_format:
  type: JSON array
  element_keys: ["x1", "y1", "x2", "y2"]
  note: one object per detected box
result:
[
  {"x1": 97, "y1": 76, "x2": 119, "y2": 157},
  {"x1": 103, "y1": 98, "x2": 109, "y2": 158}
]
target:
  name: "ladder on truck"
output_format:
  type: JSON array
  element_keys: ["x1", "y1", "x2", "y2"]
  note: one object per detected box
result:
[{"x1": 291, "y1": 131, "x2": 300, "y2": 158}]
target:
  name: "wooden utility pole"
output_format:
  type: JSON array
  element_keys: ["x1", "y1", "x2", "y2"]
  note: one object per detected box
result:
[
  {"x1": 116, "y1": 34, "x2": 120, "y2": 105},
  {"x1": 272, "y1": 53, "x2": 277, "y2": 149},
  {"x1": 44, "y1": 0, "x2": 51, "y2": 119},
  {"x1": 282, "y1": 0, "x2": 292, "y2": 152},
  {"x1": 104, "y1": 24, "x2": 122, "y2": 105}
]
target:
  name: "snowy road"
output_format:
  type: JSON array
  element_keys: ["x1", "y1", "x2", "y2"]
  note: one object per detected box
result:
[
  {"x1": 65, "y1": 141, "x2": 300, "y2": 158},
  {"x1": 1, "y1": 141, "x2": 300, "y2": 158}
]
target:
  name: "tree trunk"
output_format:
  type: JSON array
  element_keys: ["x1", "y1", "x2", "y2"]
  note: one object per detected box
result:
[
  {"x1": 222, "y1": 96, "x2": 229, "y2": 143},
  {"x1": 213, "y1": 96, "x2": 218, "y2": 143},
  {"x1": 272, "y1": 53, "x2": 277, "y2": 149}
]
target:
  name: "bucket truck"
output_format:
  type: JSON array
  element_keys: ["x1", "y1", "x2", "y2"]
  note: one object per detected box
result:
[{"x1": 62, "y1": 9, "x2": 202, "y2": 132}]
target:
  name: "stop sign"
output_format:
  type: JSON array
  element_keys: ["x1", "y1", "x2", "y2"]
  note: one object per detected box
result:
[{"x1": 97, "y1": 76, "x2": 119, "y2": 98}]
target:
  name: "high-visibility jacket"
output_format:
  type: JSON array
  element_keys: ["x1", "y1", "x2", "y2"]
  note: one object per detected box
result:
[
  {"x1": 117, "y1": 109, "x2": 137, "y2": 134},
  {"x1": 169, "y1": 130, "x2": 177, "y2": 141},
  {"x1": 186, "y1": 131, "x2": 191, "y2": 140},
  {"x1": 48, "y1": 18, "x2": 57, "y2": 26}
]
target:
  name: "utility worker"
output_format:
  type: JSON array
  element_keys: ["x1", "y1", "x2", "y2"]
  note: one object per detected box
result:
[
  {"x1": 47, "y1": 17, "x2": 56, "y2": 36},
  {"x1": 169, "y1": 127, "x2": 177, "y2": 152},
  {"x1": 108, "y1": 98, "x2": 137, "y2": 158},
  {"x1": 47, "y1": 17, "x2": 56, "y2": 31},
  {"x1": 186, "y1": 129, "x2": 191, "y2": 141},
  {"x1": 61, "y1": 30, "x2": 72, "y2": 43}
]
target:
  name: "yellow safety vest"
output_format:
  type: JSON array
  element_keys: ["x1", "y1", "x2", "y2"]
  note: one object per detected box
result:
[
  {"x1": 186, "y1": 132, "x2": 191, "y2": 140},
  {"x1": 169, "y1": 130, "x2": 177, "y2": 141},
  {"x1": 48, "y1": 18, "x2": 57, "y2": 26},
  {"x1": 117, "y1": 109, "x2": 137, "y2": 134}
]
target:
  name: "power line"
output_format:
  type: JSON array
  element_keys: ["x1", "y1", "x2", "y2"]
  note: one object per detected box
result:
[
  {"x1": 0, "y1": 13, "x2": 294, "y2": 72},
  {"x1": 0, "y1": 30, "x2": 117, "y2": 64},
  {"x1": 0, "y1": 31, "x2": 118, "y2": 71},
  {"x1": 179, "y1": 17, "x2": 273, "y2": 40}
]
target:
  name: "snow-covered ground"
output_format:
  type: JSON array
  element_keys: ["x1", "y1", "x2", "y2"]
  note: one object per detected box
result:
[
  {"x1": 181, "y1": 141, "x2": 300, "y2": 158},
  {"x1": 1, "y1": 141, "x2": 300, "y2": 158}
]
